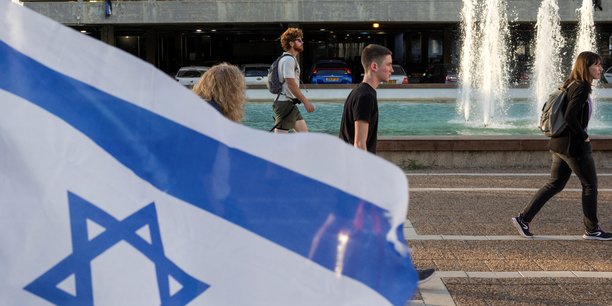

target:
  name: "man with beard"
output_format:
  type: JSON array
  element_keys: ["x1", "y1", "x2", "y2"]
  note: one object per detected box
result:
[{"x1": 272, "y1": 28, "x2": 316, "y2": 133}]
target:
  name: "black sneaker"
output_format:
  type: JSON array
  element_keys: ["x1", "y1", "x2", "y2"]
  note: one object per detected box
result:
[
  {"x1": 417, "y1": 268, "x2": 435, "y2": 284},
  {"x1": 511, "y1": 216, "x2": 533, "y2": 238},
  {"x1": 583, "y1": 226, "x2": 612, "y2": 241}
]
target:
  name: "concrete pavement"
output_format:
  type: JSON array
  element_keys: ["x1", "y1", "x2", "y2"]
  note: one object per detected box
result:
[{"x1": 405, "y1": 169, "x2": 612, "y2": 305}]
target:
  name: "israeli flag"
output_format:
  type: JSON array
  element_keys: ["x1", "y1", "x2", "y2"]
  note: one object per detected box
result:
[{"x1": 0, "y1": 1, "x2": 417, "y2": 305}]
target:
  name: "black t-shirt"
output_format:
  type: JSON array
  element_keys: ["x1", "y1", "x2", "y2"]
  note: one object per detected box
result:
[{"x1": 339, "y1": 83, "x2": 378, "y2": 153}]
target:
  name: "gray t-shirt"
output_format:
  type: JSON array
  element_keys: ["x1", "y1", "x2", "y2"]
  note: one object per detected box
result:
[{"x1": 278, "y1": 52, "x2": 300, "y2": 100}]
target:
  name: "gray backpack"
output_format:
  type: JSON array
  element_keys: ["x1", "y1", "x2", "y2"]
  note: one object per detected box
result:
[
  {"x1": 539, "y1": 85, "x2": 570, "y2": 137},
  {"x1": 267, "y1": 54, "x2": 293, "y2": 94}
]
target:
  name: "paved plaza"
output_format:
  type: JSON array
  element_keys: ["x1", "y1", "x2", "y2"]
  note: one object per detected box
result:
[{"x1": 405, "y1": 169, "x2": 612, "y2": 305}]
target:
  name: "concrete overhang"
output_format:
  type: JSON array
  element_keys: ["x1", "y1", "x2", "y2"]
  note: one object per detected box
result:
[{"x1": 22, "y1": 0, "x2": 612, "y2": 26}]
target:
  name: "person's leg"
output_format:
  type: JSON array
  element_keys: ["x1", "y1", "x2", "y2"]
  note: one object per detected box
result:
[
  {"x1": 273, "y1": 101, "x2": 297, "y2": 133},
  {"x1": 560, "y1": 144, "x2": 598, "y2": 231},
  {"x1": 520, "y1": 153, "x2": 572, "y2": 222},
  {"x1": 294, "y1": 119, "x2": 309, "y2": 132},
  {"x1": 293, "y1": 109, "x2": 308, "y2": 133}
]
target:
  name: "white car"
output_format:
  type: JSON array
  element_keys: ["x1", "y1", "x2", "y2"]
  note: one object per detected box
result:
[
  {"x1": 383, "y1": 64, "x2": 408, "y2": 84},
  {"x1": 175, "y1": 66, "x2": 209, "y2": 88},
  {"x1": 603, "y1": 66, "x2": 612, "y2": 83},
  {"x1": 242, "y1": 64, "x2": 270, "y2": 85}
]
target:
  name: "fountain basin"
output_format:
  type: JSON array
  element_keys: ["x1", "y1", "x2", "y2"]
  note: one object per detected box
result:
[
  {"x1": 377, "y1": 136, "x2": 612, "y2": 169},
  {"x1": 244, "y1": 87, "x2": 612, "y2": 169},
  {"x1": 244, "y1": 97, "x2": 612, "y2": 136}
]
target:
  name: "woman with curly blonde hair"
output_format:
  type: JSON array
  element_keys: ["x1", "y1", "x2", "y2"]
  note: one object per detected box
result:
[{"x1": 193, "y1": 63, "x2": 246, "y2": 122}]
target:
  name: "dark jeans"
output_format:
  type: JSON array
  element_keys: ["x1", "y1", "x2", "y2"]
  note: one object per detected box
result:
[{"x1": 520, "y1": 143, "x2": 598, "y2": 231}]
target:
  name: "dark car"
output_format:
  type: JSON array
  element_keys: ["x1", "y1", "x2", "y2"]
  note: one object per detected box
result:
[
  {"x1": 309, "y1": 60, "x2": 353, "y2": 84},
  {"x1": 506, "y1": 61, "x2": 532, "y2": 85},
  {"x1": 421, "y1": 64, "x2": 457, "y2": 83}
]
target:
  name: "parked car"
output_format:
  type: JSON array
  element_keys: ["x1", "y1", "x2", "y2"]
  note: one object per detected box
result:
[
  {"x1": 510, "y1": 64, "x2": 532, "y2": 86},
  {"x1": 514, "y1": 71, "x2": 531, "y2": 85},
  {"x1": 175, "y1": 66, "x2": 209, "y2": 88},
  {"x1": 445, "y1": 72, "x2": 459, "y2": 84},
  {"x1": 421, "y1": 64, "x2": 457, "y2": 83},
  {"x1": 309, "y1": 59, "x2": 353, "y2": 84},
  {"x1": 603, "y1": 66, "x2": 612, "y2": 83},
  {"x1": 241, "y1": 63, "x2": 270, "y2": 85},
  {"x1": 383, "y1": 64, "x2": 409, "y2": 84}
]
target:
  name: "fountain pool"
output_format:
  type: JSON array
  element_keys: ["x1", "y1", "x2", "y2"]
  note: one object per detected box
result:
[{"x1": 243, "y1": 100, "x2": 612, "y2": 136}]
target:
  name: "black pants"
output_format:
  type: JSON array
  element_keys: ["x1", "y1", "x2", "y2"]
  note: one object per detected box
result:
[{"x1": 520, "y1": 143, "x2": 598, "y2": 231}]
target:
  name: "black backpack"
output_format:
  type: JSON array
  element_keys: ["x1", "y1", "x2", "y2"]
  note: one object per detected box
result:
[
  {"x1": 539, "y1": 84, "x2": 571, "y2": 137},
  {"x1": 267, "y1": 53, "x2": 293, "y2": 95}
]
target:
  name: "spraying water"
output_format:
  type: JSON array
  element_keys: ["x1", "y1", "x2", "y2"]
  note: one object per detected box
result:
[
  {"x1": 458, "y1": 0, "x2": 478, "y2": 122},
  {"x1": 533, "y1": 0, "x2": 565, "y2": 114},
  {"x1": 573, "y1": 0, "x2": 596, "y2": 60},
  {"x1": 572, "y1": 0, "x2": 602, "y2": 123},
  {"x1": 457, "y1": 0, "x2": 510, "y2": 126}
]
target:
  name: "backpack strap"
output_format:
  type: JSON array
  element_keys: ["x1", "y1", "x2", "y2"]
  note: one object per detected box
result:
[
  {"x1": 277, "y1": 53, "x2": 296, "y2": 97},
  {"x1": 561, "y1": 80, "x2": 575, "y2": 91}
]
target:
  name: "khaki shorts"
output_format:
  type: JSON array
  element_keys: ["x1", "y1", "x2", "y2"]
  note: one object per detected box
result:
[{"x1": 273, "y1": 100, "x2": 303, "y2": 130}]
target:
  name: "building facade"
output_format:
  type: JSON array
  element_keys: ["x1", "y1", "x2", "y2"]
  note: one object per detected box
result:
[{"x1": 22, "y1": 0, "x2": 612, "y2": 81}]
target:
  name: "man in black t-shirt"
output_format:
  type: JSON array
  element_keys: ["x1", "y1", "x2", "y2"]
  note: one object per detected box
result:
[
  {"x1": 339, "y1": 44, "x2": 393, "y2": 153},
  {"x1": 339, "y1": 44, "x2": 437, "y2": 285}
]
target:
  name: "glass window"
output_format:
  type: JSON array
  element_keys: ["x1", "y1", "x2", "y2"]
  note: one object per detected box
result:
[
  {"x1": 408, "y1": 32, "x2": 422, "y2": 63},
  {"x1": 428, "y1": 32, "x2": 443, "y2": 63}
]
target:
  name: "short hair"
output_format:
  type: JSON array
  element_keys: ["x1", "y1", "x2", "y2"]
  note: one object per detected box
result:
[
  {"x1": 280, "y1": 28, "x2": 303, "y2": 51},
  {"x1": 361, "y1": 44, "x2": 392, "y2": 72},
  {"x1": 192, "y1": 63, "x2": 246, "y2": 122},
  {"x1": 564, "y1": 51, "x2": 602, "y2": 92}
]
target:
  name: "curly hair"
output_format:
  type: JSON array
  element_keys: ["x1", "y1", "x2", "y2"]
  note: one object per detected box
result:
[
  {"x1": 192, "y1": 63, "x2": 246, "y2": 122},
  {"x1": 280, "y1": 28, "x2": 303, "y2": 51}
]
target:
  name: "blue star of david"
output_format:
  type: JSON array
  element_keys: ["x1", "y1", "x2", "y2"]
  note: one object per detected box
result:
[{"x1": 24, "y1": 192, "x2": 209, "y2": 305}]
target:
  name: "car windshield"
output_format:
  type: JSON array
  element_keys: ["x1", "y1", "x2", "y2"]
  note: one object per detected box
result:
[
  {"x1": 317, "y1": 69, "x2": 349, "y2": 75},
  {"x1": 245, "y1": 68, "x2": 268, "y2": 77},
  {"x1": 392, "y1": 66, "x2": 406, "y2": 75},
  {"x1": 177, "y1": 70, "x2": 205, "y2": 78}
]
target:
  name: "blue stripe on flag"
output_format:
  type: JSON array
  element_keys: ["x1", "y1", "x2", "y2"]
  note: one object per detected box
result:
[{"x1": 0, "y1": 41, "x2": 416, "y2": 304}]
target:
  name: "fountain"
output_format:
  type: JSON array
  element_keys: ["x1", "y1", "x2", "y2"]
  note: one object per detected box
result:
[
  {"x1": 240, "y1": 0, "x2": 610, "y2": 169},
  {"x1": 573, "y1": 0, "x2": 596, "y2": 60},
  {"x1": 458, "y1": 0, "x2": 602, "y2": 130},
  {"x1": 572, "y1": 0, "x2": 604, "y2": 125},
  {"x1": 242, "y1": 0, "x2": 611, "y2": 138},
  {"x1": 532, "y1": 0, "x2": 565, "y2": 114},
  {"x1": 457, "y1": 0, "x2": 510, "y2": 127}
]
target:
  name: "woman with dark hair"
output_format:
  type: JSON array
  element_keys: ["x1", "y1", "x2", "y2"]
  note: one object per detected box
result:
[{"x1": 512, "y1": 51, "x2": 611, "y2": 241}]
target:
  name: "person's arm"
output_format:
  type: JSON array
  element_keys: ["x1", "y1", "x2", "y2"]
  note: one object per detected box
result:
[
  {"x1": 286, "y1": 78, "x2": 315, "y2": 112},
  {"x1": 564, "y1": 82, "x2": 589, "y2": 141},
  {"x1": 354, "y1": 120, "x2": 369, "y2": 150}
]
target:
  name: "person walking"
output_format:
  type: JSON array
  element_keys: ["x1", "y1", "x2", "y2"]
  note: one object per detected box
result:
[
  {"x1": 272, "y1": 28, "x2": 315, "y2": 133},
  {"x1": 192, "y1": 62, "x2": 246, "y2": 122},
  {"x1": 338, "y1": 44, "x2": 389, "y2": 153},
  {"x1": 512, "y1": 51, "x2": 611, "y2": 241},
  {"x1": 339, "y1": 44, "x2": 436, "y2": 284}
]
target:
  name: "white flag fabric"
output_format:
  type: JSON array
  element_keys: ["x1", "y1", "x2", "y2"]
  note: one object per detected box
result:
[{"x1": 0, "y1": 1, "x2": 417, "y2": 305}]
